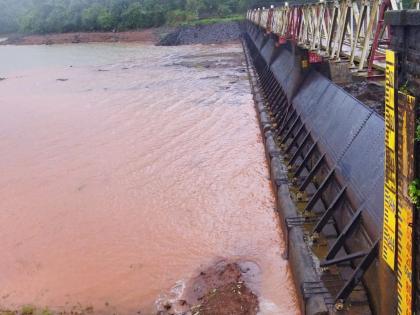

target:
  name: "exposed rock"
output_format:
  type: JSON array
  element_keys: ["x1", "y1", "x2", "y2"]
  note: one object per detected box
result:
[{"x1": 158, "y1": 22, "x2": 244, "y2": 46}]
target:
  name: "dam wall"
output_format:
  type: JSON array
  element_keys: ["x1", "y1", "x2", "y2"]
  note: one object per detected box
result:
[
  {"x1": 244, "y1": 22, "x2": 386, "y2": 315},
  {"x1": 245, "y1": 4, "x2": 420, "y2": 314}
]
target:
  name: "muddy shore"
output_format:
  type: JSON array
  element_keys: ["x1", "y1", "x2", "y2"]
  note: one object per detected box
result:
[
  {"x1": 0, "y1": 21, "x2": 244, "y2": 47},
  {"x1": 0, "y1": 29, "x2": 160, "y2": 46},
  {"x1": 156, "y1": 261, "x2": 260, "y2": 315},
  {"x1": 0, "y1": 262, "x2": 260, "y2": 315}
]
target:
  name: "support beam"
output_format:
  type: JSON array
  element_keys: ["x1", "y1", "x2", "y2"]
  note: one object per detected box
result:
[
  {"x1": 288, "y1": 131, "x2": 311, "y2": 166},
  {"x1": 285, "y1": 124, "x2": 306, "y2": 154},
  {"x1": 303, "y1": 168, "x2": 335, "y2": 211},
  {"x1": 280, "y1": 115, "x2": 301, "y2": 144},
  {"x1": 278, "y1": 109, "x2": 296, "y2": 135},
  {"x1": 326, "y1": 208, "x2": 363, "y2": 260},
  {"x1": 312, "y1": 186, "x2": 347, "y2": 233},
  {"x1": 299, "y1": 154, "x2": 326, "y2": 191},
  {"x1": 321, "y1": 251, "x2": 368, "y2": 267},
  {"x1": 294, "y1": 141, "x2": 318, "y2": 177},
  {"x1": 335, "y1": 240, "x2": 379, "y2": 303}
]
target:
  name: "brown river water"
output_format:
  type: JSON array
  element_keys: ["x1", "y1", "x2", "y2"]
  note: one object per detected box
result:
[{"x1": 0, "y1": 43, "x2": 298, "y2": 314}]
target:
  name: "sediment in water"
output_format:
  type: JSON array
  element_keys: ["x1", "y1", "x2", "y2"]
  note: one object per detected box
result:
[{"x1": 0, "y1": 42, "x2": 298, "y2": 314}]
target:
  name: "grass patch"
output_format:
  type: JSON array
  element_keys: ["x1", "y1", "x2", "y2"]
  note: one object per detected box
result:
[
  {"x1": 21, "y1": 306, "x2": 36, "y2": 315},
  {"x1": 0, "y1": 306, "x2": 59, "y2": 315},
  {"x1": 40, "y1": 308, "x2": 53, "y2": 315},
  {"x1": 179, "y1": 15, "x2": 244, "y2": 27}
]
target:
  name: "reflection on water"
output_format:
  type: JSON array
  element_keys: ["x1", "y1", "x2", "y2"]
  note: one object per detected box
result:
[{"x1": 0, "y1": 43, "x2": 298, "y2": 314}]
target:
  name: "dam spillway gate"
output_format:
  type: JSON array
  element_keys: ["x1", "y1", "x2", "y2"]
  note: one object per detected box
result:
[{"x1": 243, "y1": 2, "x2": 420, "y2": 315}]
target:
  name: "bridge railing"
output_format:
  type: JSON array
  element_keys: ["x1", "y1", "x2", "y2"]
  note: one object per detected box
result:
[{"x1": 247, "y1": 0, "x2": 420, "y2": 75}]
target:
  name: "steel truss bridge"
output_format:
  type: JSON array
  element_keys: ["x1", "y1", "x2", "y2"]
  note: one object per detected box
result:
[{"x1": 247, "y1": 0, "x2": 420, "y2": 76}]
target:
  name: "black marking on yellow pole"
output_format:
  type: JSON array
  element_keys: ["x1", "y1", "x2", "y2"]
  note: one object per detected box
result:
[
  {"x1": 396, "y1": 92, "x2": 416, "y2": 315},
  {"x1": 382, "y1": 50, "x2": 398, "y2": 271}
]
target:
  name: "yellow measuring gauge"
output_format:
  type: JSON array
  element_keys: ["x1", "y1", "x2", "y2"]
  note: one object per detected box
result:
[
  {"x1": 396, "y1": 93, "x2": 416, "y2": 315},
  {"x1": 382, "y1": 50, "x2": 398, "y2": 270}
]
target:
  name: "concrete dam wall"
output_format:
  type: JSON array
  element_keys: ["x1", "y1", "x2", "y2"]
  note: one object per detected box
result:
[{"x1": 243, "y1": 22, "x2": 388, "y2": 315}]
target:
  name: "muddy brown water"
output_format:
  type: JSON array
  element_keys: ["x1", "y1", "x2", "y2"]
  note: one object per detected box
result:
[{"x1": 0, "y1": 43, "x2": 298, "y2": 314}]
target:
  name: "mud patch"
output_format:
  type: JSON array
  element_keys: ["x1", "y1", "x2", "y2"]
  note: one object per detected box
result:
[
  {"x1": 170, "y1": 51, "x2": 245, "y2": 70},
  {"x1": 340, "y1": 81, "x2": 385, "y2": 116},
  {"x1": 156, "y1": 261, "x2": 260, "y2": 315}
]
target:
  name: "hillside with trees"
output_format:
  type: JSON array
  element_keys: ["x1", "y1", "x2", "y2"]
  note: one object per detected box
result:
[
  {"x1": 0, "y1": 0, "x2": 260, "y2": 34},
  {"x1": 3, "y1": 0, "x2": 416, "y2": 35}
]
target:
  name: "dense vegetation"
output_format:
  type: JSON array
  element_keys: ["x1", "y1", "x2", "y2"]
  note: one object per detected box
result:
[
  {"x1": 0, "y1": 0, "x2": 259, "y2": 34},
  {"x1": 2, "y1": 0, "x2": 416, "y2": 35}
]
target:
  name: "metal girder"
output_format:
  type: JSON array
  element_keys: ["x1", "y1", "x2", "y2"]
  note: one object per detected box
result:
[
  {"x1": 367, "y1": 0, "x2": 392, "y2": 74},
  {"x1": 246, "y1": 0, "x2": 410, "y2": 74},
  {"x1": 303, "y1": 168, "x2": 335, "y2": 211},
  {"x1": 278, "y1": 109, "x2": 296, "y2": 136},
  {"x1": 320, "y1": 250, "x2": 367, "y2": 267},
  {"x1": 357, "y1": 0, "x2": 379, "y2": 71},
  {"x1": 294, "y1": 141, "x2": 318, "y2": 178},
  {"x1": 327, "y1": 1, "x2": 340, "y2": 56},
  {"x1": 349, "y1": 0, "x2": 368, "y2": 67},
  {"x1": 299, "y1": 153, "x2": 326, "y2": 191},
  {"x1": 288, "y1": 131, "x2": 311, "y2": 166},
  {"x1": 312, "y1": 186, "x2": 347, "y2": 233},
  {"x1": 325, "y1": 207, "x2": 363, "y2": 261},
  {"x1": 335, "y1": 240, "x2": 380, "y2": 304},
  {"x1": 280, "y1": 115, "x2": 301, "y2": 144},
  {"x1": 285, "y1": 124, "x2": 306, "y2": 154},
  {"x1": 331, "y1": 0, "x2": 351, "y2": 60}
]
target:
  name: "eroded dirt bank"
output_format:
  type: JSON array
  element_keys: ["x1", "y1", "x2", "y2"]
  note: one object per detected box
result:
[
  {"x1": 0, "y1": 43, "x2": 298, "y2": 314},
  {"x1": 1, "y1": 21, "x2": 244, "y2": 47},
  {"x1": 0, "y1": 29, "x2": 159, "y2": 45}
]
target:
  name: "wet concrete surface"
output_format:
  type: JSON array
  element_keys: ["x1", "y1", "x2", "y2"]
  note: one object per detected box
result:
[{"x1": 0, "y1": 43, "x2": 299, "y2": 314}]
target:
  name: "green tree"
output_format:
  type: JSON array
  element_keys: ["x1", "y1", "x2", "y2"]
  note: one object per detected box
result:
[
  {"x1": 97, "y1": 8, "x2": 116, "y2": 30},
  {"x1": 120, "y1": 2, "x2": 144, "y2": 29},
  {"x1": 166, "y1": 9, "x2": 196, "y2": 25},
  {"x1": 45, "y1": 4, "x2": 68, "y2": 33},
  {"x1": 186, "y1": 0, "x2": 205, "y2": 15},
  {"x1": 0, "y1": 0, "x2": 249, "y2": 35},
  {"x1": 81, "y1": 4, "x2": 104, "y2": 31}
]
